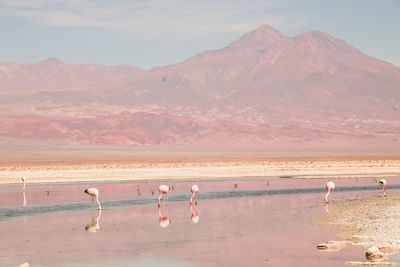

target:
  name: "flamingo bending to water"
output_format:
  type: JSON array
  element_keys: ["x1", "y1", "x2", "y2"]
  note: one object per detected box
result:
[
  {"x1": 158, "y1": 185, "x2": 170, "y2": 207},
  {"x1": 378, "y1": 179, "x2": 387, "y2": 197},
  {"x1": 21, "y1": 176, "x2": 27, "y2": 191},
  {"x1": 325, "y1": 181, "x2": 335, "y2": 203},
  {"x1": 190, "y1": 184, "x2": 199, "y2": 205},
  {"x1": 84, "y1": 188, "x2": 102, "y2": 210}
]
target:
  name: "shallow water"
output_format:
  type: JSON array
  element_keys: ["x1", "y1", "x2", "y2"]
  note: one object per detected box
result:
[{"x1": 1, "y1": 177, "x2": 399, "y2": 266}]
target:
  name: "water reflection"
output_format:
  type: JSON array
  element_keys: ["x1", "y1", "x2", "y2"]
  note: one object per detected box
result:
[
  {"x1": 22, "y1": 191, "x2": 27, "y2": 207},
  {"x1": 317, "y1": 240, "x2": 348, "y2": 252},
  {"x1": 324, "y1": 203, "x2": 329, "y2": 213},
  {"x1": 158, "y1": 203, "x2": 170, "y2": 228},
  {"x1": 85, "y1": 210, "x2": 101, "y2": 233},
  {"x1": 190, "y1": 202, "x2": 199, "y2": 224}
]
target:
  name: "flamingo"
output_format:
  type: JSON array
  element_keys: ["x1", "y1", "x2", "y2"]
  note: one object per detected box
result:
[
  {"x1": 21, "y1": 176, "x2": 27, "y2": 191},
  {"x1": 85, "y1": 210, "x2": 101, "y2": 233},
  {"x1": 158, "y1": 185, "x2": 170, "y2": 207},
  {"x1": 325, "y1": 181, "x2": 335, "y2": 203},
  {"x1": 378, "y1": 179, "x2": 387, "y2": 197},
  {"x1": 84, "y1": 188, "x2": 102, "y2": 210},
  {"x1": 190, "y1": 184, "x2": 199, "y2": 205},
  {"x1": 158, "y1": 203, "x2": 170, "y2": 228}
]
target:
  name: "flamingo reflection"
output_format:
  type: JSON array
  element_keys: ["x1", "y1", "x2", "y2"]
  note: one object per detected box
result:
[
  {"x1": 190, "y1": 202, "x2": 200, "y2": 224},
  {"x1": 158, "y1": 203, "x2": 170, "y2": 228},
  {"x1": 85, "y1": 209, "x2": 101, "y2": 233},
  {"x1": 22, "y1": 191, "x2": 27, "y2": 207},
  {"x1": 325, "y1": 203, "x2": 330, "y2": 213}
]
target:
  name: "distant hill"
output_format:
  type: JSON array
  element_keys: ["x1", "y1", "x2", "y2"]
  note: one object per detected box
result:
[{"x1": 0, "y1": 25, "x2": 399, "y2": 153}]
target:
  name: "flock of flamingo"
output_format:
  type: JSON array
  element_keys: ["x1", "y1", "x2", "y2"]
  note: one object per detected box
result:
[
  {"x1": 324, "y1": 178, "x2": 388, "y2": 203},
  {"x1": 19, "y1": 176, "x2": 388, "y2": 217}
]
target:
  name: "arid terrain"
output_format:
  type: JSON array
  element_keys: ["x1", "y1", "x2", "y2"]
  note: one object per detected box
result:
[
  {"x1": 1, "y1": 157, "x2": 399, "y2": 184},
  {"x1": 1, "y1": 25, "x2": 399, "y2": 151}
]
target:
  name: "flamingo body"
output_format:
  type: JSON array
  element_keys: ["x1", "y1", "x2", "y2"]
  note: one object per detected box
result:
[
  {"x1": 84, "y1": 188, "x2": 102, "y2": 210},
  {"x1": 190, "y1": 184, "x2": 199, "y2": 204},
  {"x1": 159, "y1": 185, "x2": 170, "y2": 194},
  {"x1": 378, "y1": 179, "x2": 388, "y2": 197},
  {"x1": 325, "y1": 181, "x2": 335, "y2": 203},
  {"x1": 158, "y1": 185, "x2": 170, "y2": 207},
  {"x1": 21, "y1": 176, "x2": 27, "y2": 191}
]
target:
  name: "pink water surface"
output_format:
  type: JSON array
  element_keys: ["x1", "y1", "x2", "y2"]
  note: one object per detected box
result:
[{"x1": 0, "y1": 177, "x2": 394, "y2": 266}]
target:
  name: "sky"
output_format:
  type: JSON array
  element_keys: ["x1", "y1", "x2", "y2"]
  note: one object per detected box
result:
[{"x1": 1, "y1": 0, "x2": 399, "y2": 69}]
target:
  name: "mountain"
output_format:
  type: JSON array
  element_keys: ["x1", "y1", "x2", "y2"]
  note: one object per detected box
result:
[
  {"x1": 0, "y1": 25, "x2": 399, "y2": 153},
  {"x1": 0, "y1": 58, "x2": 144, "y2": 93}
]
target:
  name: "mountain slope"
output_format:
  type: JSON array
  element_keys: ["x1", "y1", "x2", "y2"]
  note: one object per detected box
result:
[{"x1": 0, "y1": 25, "x2": 399, "y2": 151}]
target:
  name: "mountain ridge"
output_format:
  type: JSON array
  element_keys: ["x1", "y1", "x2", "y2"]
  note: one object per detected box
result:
[{"x1": 0, "y1": 25, "x2": 399, "y2": 152}]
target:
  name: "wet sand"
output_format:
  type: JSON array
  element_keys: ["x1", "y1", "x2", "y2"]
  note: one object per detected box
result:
[
  {"x1": 319, "y1": 192, "x2": 400, "y2": 250},
  {"x1": 1, "y1": 158, "x2": 399, "y2": 184},
  {"x1": 0, "y1": 177, "x2": 395, "y2": 267}
]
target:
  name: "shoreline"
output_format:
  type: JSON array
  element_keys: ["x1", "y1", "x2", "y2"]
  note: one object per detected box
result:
[
  {"x1": 319, "y1": 194, "x2": 400, "y2": 246},
  {"x1": 318, "y1": 193, "x2": 400, "y2": 263},
  {"x1": 0, "y1": 158, "x2": 399, "y2": 185}
]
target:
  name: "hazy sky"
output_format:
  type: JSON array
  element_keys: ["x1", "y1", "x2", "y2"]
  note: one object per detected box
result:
[{"x1": 1, "y1": 0, "x2": 399, "y2": 69}]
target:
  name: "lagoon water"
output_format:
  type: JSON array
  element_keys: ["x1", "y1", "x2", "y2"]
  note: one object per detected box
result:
[{"x1": 0, "y1": 177, "x2": 394, "y2": 266}]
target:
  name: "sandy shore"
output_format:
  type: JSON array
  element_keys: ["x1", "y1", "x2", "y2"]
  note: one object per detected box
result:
[
  {"x1": 320, "y1": 194, "x2": 400, "y2": 247},
  {"x1": 318, "y1": 192, "x2": 400, "y2": 265},
  {"x1": 0, "y1": 158, "x2": 399, "y2": 184}
]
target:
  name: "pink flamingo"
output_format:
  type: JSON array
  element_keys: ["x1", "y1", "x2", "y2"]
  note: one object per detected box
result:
[
  {"x1": 325, "y1": 181, "x2": 335, "y2": 203},
  {"x1": 190, "y1": 184, "x2": 199, "y2": 205},
  {"x1": 378, "y1": 179, "x2": 387, "y2": 197},
  {"x1": 21, "y1": 176, "x2": 27, "y2": 191},
  {"x1": 84, "y1": 188, "x2": 102, "y2": 210},
  {"x1": 158, "y1": 185, "x2": 170, "y2": 207}
]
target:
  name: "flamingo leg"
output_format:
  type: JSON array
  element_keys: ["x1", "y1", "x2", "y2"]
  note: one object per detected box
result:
[
  {"x1": 96, "y1": 196, "x2": 102, "y2": 210},
  {"x1": 325, "y1": 191, "x2": 330, "y2": 203}
]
